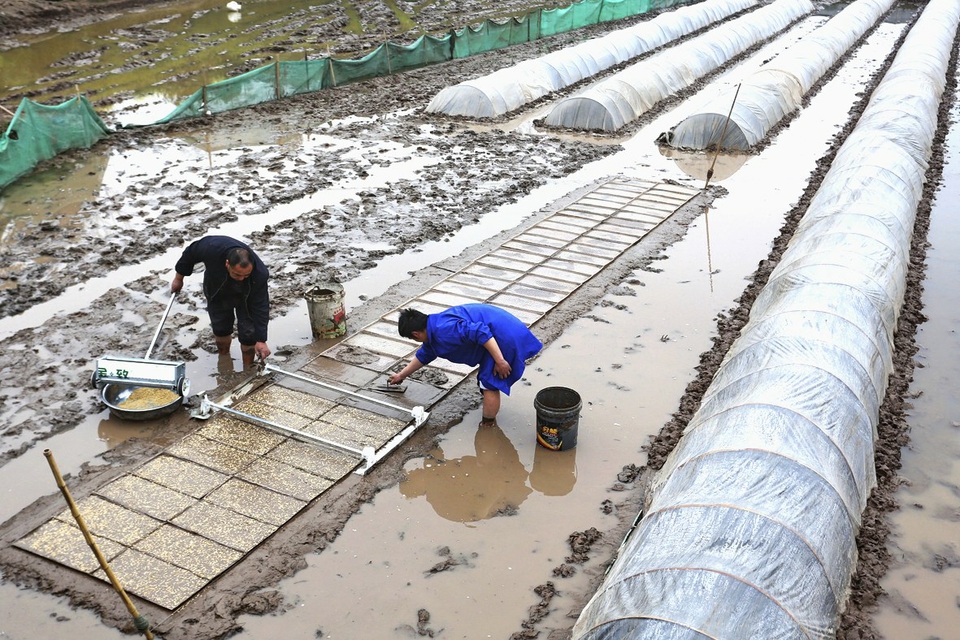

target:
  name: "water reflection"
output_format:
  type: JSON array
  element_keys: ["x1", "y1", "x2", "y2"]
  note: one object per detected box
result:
[
  {"x1": 529, "y1": 444, "x2": 577, "y2": 496},
  {"x1": 401, "y1": 423, "x2": 532, "y2": 523},
  {"x1": 217, "y1": 353, "x2": 240, "y2": 381},
  {"x1": 658, "y1": 146, "x2": 749, "y2": 183},
  {"x1": 97, "y1": 415, "x2": 159, "y2": 448},
  {"x1": 400, "y1": 423, "x2": 579, "y2": 522}
]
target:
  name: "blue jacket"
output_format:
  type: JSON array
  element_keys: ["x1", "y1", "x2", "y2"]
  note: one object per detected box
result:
[
  {"x1": 175, "y1": 236, "x2": 270, "y2": 342},
  {"x1": 416, "y1": 304, "x2": 542, "y2": 394}
]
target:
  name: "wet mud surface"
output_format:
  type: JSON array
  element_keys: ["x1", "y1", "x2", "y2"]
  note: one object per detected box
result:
[
  {"x1": 0, "y1": 0, "x2": 954, "y2": 638},
  {"x1": 0, "y1": 0, "x2": 574, "y2": 110}
]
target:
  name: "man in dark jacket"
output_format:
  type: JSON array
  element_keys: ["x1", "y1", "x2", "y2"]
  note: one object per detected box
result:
[{"x1": 171, "y1": 235, "x2": 271, "y2": 368}]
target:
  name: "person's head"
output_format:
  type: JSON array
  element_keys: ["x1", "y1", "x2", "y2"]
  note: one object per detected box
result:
[
  {"x1": 398, "y1": 308, "x2": 428, "y2": 341},
  {"x1": 225, "y1": 247, "x2": 254, "y2": 281}
]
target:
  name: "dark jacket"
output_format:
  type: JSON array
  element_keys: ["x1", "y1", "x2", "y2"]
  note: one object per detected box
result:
[{"x1": 175, "y1": 235, "x2": 270, "y2": 342}]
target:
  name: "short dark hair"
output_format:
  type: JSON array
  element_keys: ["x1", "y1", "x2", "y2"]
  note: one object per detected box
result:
[
  {"x1": 227, "y1": 247, "x2": 252, "y2": 269},
  {"x1": 398, "y1": 308, "x2": 428, "y2": 339}
]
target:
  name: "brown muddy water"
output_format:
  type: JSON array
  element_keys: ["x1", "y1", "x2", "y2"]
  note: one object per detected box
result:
[
  {"x1": 1, "y1": 9, "x2": 959, "y2": 640},
  {"x1": 870, "y1": 97, "x2": 960, "y2": 638},
  {"x1": 1, "y1": 0, "x2": 400, "y2": 125}
]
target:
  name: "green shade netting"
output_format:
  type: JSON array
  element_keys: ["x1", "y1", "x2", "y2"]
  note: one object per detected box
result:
[
  {"x1": 2, "y1": 0, "x2": 697, "y2": 191},
  {"x1": 0, "y1": 96, "x2": 110, "y2": 190}
]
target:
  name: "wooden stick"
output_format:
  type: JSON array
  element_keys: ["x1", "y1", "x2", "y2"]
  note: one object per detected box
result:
[
  {"x1": 274, "y1": 61, "x2": 280, "y2": 100},
  {"x1": 327, "y1": 46, "x2": 337, "y2": 87},
  {"x1": 44, "y1": 450, "x2": 154, "y2": 639},
  {"x1": 305, "y1": 49, "x2": 311, "y2": 92}
]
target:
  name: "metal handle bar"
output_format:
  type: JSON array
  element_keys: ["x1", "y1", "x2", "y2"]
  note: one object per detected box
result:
[
  {"x1": 145, "y1": 292, "x2": 177, "y2": 360},
  {"x1": 260, "y1": 363, "x2": 425, "y2": 423}
]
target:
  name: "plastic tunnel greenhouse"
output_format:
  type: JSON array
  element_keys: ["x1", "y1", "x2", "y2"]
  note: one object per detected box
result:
[
  {"x1": 425, "y1": 0, "x2": 757, "y2": 119},
  {"x1": 661, "y1": 0, "x2": 895, "y2": 150},
  {"x1": 542, "y1": 0, "x2": 814, "y2": 131},
  {"x1": 571, "y1": 0, "x2": 960, "y2": 637}
]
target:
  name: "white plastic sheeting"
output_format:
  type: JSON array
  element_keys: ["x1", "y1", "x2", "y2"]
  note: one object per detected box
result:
[
  {"x1": 572, "y1": 0, "x2": 960, "y2": 636},
  {"x1": 542, "y1": 0, "x2": 813, "y2": 131},
  {"x1": 662, "y1": 0, "x2": 895, "y2": 150},
  {"x1": 544, "y1": 0, "x2": 813, "y2": 131},
  {"x1": 426, "y1": 0, "x2": 757, "y2": 118}
]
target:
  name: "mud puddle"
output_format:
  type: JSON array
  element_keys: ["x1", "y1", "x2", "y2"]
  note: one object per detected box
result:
[{"x1": 1, "y1": 0, "x2": 337, "y2": 120}]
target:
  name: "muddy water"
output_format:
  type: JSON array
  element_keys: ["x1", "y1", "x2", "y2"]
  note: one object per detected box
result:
[
  {"x1": 1, "y1": 0, "x2": 367, "y2": 124},
  {"x1": 0, "y1": 575, "x2": 128, "y2": 640},
  {"x1": 0, "y1": 115, "x2": 595, "y2": 524},
  {"x1": 0, "y1": 125, "x2": 435, "y2": 306},
  {"x1": 870, "y1": 65, "x2": 960, "y2": 638}
]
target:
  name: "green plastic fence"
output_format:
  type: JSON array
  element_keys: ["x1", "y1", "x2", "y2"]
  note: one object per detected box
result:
[
  {"x1": 0, "y1": 96, "x2": 110, "y2": 193},
  {"x1": 158, "y1": 0, "x2": 683, "y2": 125},
  {"x1": 1, "y1": 0, "x2": 689, "y2": 192}
]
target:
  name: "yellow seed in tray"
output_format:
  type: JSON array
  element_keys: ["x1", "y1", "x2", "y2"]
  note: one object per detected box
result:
[{"x1": 118, "y1": 387, "x2": 180, "y2": 410}]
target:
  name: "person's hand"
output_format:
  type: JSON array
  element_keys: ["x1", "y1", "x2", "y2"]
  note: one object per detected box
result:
[
  {"x1": 388, "y1": 373, "x2": 405, "y2": 385},
  {"x1": 171, "y1": 273, "x2": 184, "y2": 293},
  {"x1": 254, "y1": 342, "x2": 271, "y2": 360},
  {"x1": 493, "y1": 358, "x2": 511, "y2": 379}
]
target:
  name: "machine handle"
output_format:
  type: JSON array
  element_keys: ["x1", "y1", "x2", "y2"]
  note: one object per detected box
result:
[{"x1": 145, "y1": 292, "x2": 177, "y2": 360}]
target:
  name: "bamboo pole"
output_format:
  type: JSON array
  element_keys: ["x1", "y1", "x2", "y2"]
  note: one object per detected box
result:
[
  {"x1": 274, "y1": 61, "x2": 280, "y2": 100},
  {"x1": 43, "y1": 450, "x2": 154, "y2": 639},
  {"x1": 327, "y1": 46, "x2": 337, "y2": 87},
  {"x1": 304, "y1": 49, "x2": 310, "y2": 93},
  {"x1": 705, "y1": 82, "x2": 741, "y2": 189}
]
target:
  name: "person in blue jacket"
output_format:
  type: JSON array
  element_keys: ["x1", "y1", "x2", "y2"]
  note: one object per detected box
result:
[
  {"x1": 171, "y1": 235, "x2": 271, "y2": 368},
  {"x1": 388, "y1": 304, "x2": 542, "y2": 427}
]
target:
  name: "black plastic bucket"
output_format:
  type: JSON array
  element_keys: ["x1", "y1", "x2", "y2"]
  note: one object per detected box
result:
[{"x1": 535, "y1": 386, "x2": 581, "y2": 451}]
